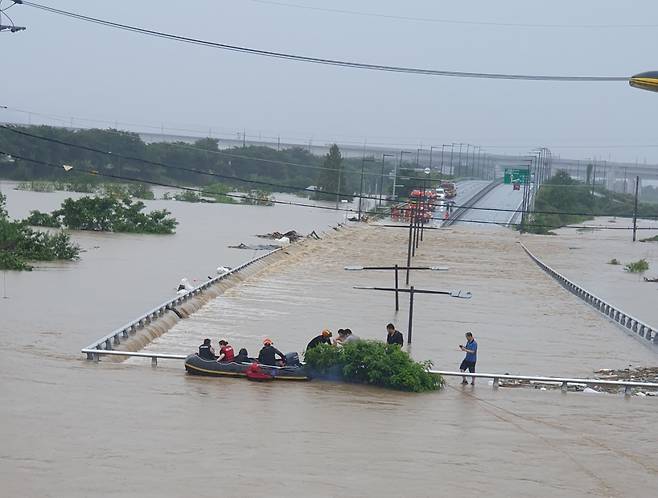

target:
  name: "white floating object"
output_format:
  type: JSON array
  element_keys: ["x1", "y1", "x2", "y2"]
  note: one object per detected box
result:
[
  {"x1": 582, "y1": 387, "x2": 602, "y2": 394},
  {"x1": 177, "y1": 277, "x2": 194, "y2": 293},
  {"x1": 216, "y1": 266, "x2": 230, "y2": 274},
  {"x1": 275, "y1": 236, "x2": 290, "y2": 245}
]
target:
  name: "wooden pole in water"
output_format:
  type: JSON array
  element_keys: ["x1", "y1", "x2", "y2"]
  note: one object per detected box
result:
[
  {"x1": 394, "y1": 264, "x2": 400, "y2": 311},
  {"x1": 406, "y1": 204, "x2": 414, "y2": 285},
  {"x1": 633, "y1": 176, "x2": 639, "y2": 242},
  {"x1": 407, "y1": 286, "x2": 415, "y2": 344}
]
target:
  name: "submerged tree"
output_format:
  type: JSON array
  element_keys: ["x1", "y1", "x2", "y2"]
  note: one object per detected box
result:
[
  {"x1": 315, "y1": 144, "x2": 343, "y2": 200},
  {"x1": 0, "y1": 192, "x2": 80, "y2": 271},
  {"x1": 27, "y1": 196, "x2": 178, "y2": 234}
]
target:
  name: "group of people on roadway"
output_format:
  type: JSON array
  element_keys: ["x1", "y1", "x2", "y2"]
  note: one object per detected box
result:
[{"x1": 198, "y1": 328, "x2": 478, "y2": 383}]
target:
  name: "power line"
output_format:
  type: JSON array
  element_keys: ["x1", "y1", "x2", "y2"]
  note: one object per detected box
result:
[
  {"x1": 8, "y1": 106, "x2": 658, "y2": 152},
  {"x1": 4, "y1": 125, "x2": 658, "y2": 220},
  {"x1": 19, "y1": 1, "x2": 628, "y2": 82},
  {"x1": 0, "y1": 124, "x2": 393, "y2": 199},
  {"x1": 0, "y1": 149, "x2": 360, "y2": 215},
  {"x1": 4, "y1": 148, "x2": 654, "y2": 233},
  {"x1": 250, "y1": 0, "x2": 658, "y2": 30}
]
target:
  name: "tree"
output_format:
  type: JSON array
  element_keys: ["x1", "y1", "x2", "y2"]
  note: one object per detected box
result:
[{"x1": 315, "y1": 144, "x2": 343, "y2": 200}]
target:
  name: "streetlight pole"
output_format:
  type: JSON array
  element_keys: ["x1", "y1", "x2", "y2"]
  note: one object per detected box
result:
[
  {"x1": 440, "y1": 145, "x2": 446, "y2": 176},
  {"x1": 394, "y1": 151, "x2": 412, "y2": 200},
  {"x1": 455, "y1": 144, "x2": 461, "y2": 176},
  {"x1": 379, "y1": 153, "x2": 394, "y2": 208},
  {"x1": 358, "y1": 156, "x2": 375, "y2": 221},
  {"x1": 449, "y1": 144, "x2": 455, "y2": 176},
  {"x1": 429, "y1": 146, "x2": 439, "y2": 172}
]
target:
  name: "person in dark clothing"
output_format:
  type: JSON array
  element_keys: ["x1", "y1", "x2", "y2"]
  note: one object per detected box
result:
[
  {"x1": 258, "y1": 338, "x2": 286, "y2": 366},
  {"x1": 198, "y1": 338, "x2": 217, "y2": 360},
  {"x1": 233, "y1": 348, "x2": 250, "y2": 363},
  {"x1": 386, "y1": 323, "x2": 404, "y2": 347},
  {"x1": 459, "y1": 332, "x2": 478, "y2": 385},
  {"x1": 306, "y1": 329, "x2": 332, "y2": 350}
]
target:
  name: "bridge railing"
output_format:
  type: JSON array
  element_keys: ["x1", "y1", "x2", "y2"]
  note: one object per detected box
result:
[
  {"x1": 82, "y1": 248, "x2": 282, "y2": 358},
  {"x1": 442, "y1": 180, "x2": 502, "y2": 227},
  {"x1": 429, "y1": 370, "x2": 658, "y2": 395},
  {"x1": 79, "y1": 350, "x2": 658, "y2": 395},
  {"x1": 520, "y1": 243, "x2": 658, "y2": 347}
]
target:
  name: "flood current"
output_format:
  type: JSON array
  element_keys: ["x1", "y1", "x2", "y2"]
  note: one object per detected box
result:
[{"x1": 1, "y1": 183, "x2": 658, "y2": 497}]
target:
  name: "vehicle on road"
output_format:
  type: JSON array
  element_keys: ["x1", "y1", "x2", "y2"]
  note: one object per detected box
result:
[
  {"x1": 435, "y1": 187, "x2": 446, "y2": 200},
  {"x1": 441, "y1": 181, "x2": 457, "y2": 198}
]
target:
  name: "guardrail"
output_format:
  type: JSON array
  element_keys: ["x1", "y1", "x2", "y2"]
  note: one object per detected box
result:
[
  {"x1": 520, "y1": 243, "x2": 658, "y2": 348},
  {"x1": 80, "y1": 350, "x2": 658, "y2": 395},
  {"x1": 81, "y1": 349, "x2": 186, "y2": 365},
  {"x1": 429, "y1": 370, "x2": 658, "y2": 395},
  {"x1": 82, "y1": 247, "x2": 283, "y2": 359},
  {"x1": 442, "y1": 180, "x2": 502, "y2": 227}
]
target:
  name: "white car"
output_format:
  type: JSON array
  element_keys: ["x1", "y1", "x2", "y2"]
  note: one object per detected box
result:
[{"x1": 435, "y1": 188, "x2": 446, "y2": 200}]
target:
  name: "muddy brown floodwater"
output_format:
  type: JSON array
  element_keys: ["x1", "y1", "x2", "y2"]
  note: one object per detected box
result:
[{"x1": 1, "y1": 183, "x2": 658, "y2": 497}]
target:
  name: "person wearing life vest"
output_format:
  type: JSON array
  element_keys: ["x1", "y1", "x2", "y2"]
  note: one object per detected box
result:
[
  {"x1": 198, "y1": 338, "x2": 217, "y2": 360},
  {"x1": 217, "y1": 339, "x2": 235, "y2": 362},
  {"x1": 258, "y1": 338, "x2": 286, "y2": 366}
]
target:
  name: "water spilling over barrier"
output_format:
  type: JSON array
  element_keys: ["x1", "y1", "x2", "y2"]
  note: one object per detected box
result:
[{"x1": 82, "y1": 247, "x2": 283, "y2": 359}]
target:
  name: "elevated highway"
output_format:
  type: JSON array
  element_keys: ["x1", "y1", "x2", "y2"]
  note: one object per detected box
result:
[{"x1": 453, "y1": 182, "x2": 525, "y2": 227}]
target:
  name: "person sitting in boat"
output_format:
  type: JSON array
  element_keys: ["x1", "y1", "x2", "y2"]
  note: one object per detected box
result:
[
  {"x1": 217, "y1": 340, "x2": 235, "y2": 362},
  {"x1": 258, "y1": 338, "x2": 286, "y2": 366},
  {"x1": 233, "y1": 348, "x2": 250, "y2": 363},
  {"x1": 306, "y1": 329, "x2": 332, "y2": 350},
  {"x1": 198, "y1": 338, "x2": 217, "y2": 360}
]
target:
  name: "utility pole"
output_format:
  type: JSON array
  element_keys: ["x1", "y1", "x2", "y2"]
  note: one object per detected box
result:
[
  {"x1": 0, "y1": 5, "x2": 26, "y2": 34},
  {"x1": 449, "y1": 144, "x2": 455, "y2": 176},
  {"x1": 379, "y1": 153, "x2": 393, "y2": 208}
]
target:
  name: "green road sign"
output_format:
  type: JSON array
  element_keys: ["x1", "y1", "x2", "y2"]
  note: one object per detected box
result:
[{"x1": 504, "y1": 168, "x2": 529, "y2": 184}]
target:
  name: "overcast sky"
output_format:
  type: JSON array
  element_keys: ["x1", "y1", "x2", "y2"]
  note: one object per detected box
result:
[{"x1": 2, "y1": 0, "x2": 658, "y2": 162}]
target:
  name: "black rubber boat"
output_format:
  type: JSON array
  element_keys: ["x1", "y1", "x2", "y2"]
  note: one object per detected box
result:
[{"x1": 184, "y1": 353, "x2": 310, "y2": 381}]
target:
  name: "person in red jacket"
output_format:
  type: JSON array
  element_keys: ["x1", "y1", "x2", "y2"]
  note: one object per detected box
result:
[{"x1": 217, "y1": 339, "x2": 235, "y2": 362}]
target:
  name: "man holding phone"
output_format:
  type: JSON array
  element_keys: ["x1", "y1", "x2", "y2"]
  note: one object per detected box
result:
[{"x1": 459, "y1": 332, "x2": 478, "y2": 385}]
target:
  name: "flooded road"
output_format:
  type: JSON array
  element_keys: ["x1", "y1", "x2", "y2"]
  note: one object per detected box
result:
[
  {"x1": 1, "y1": 184, "x2": 657, "y2": 497},
  {"x1": 523, "y1": 217, "x2": 658, "y2": 328}
]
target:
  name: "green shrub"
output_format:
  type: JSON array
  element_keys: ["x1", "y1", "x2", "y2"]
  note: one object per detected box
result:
[
  {"x1": 304, "y1": 341, "x2": 443, "y2": 392},
  {"x1": 640, "y1": 235, "x2": 658, "y2": 243},
  {"x1": 625, "y1": 259, "x2": 649, "y2": 273},
  {"x1": 26, "y1": 210, "x2": 62, "y2": 228},
  {"x1": 0, "y1": 194, "x2": 80, "y2": 270}
]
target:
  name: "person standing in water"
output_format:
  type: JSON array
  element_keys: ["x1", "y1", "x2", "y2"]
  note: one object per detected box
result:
[
  {"x1": 459, "y1": 332, "x2": 478, "y2": 385},
  {"x1": 386, "y1": 323, "x2": 404, "y2": 346}
]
